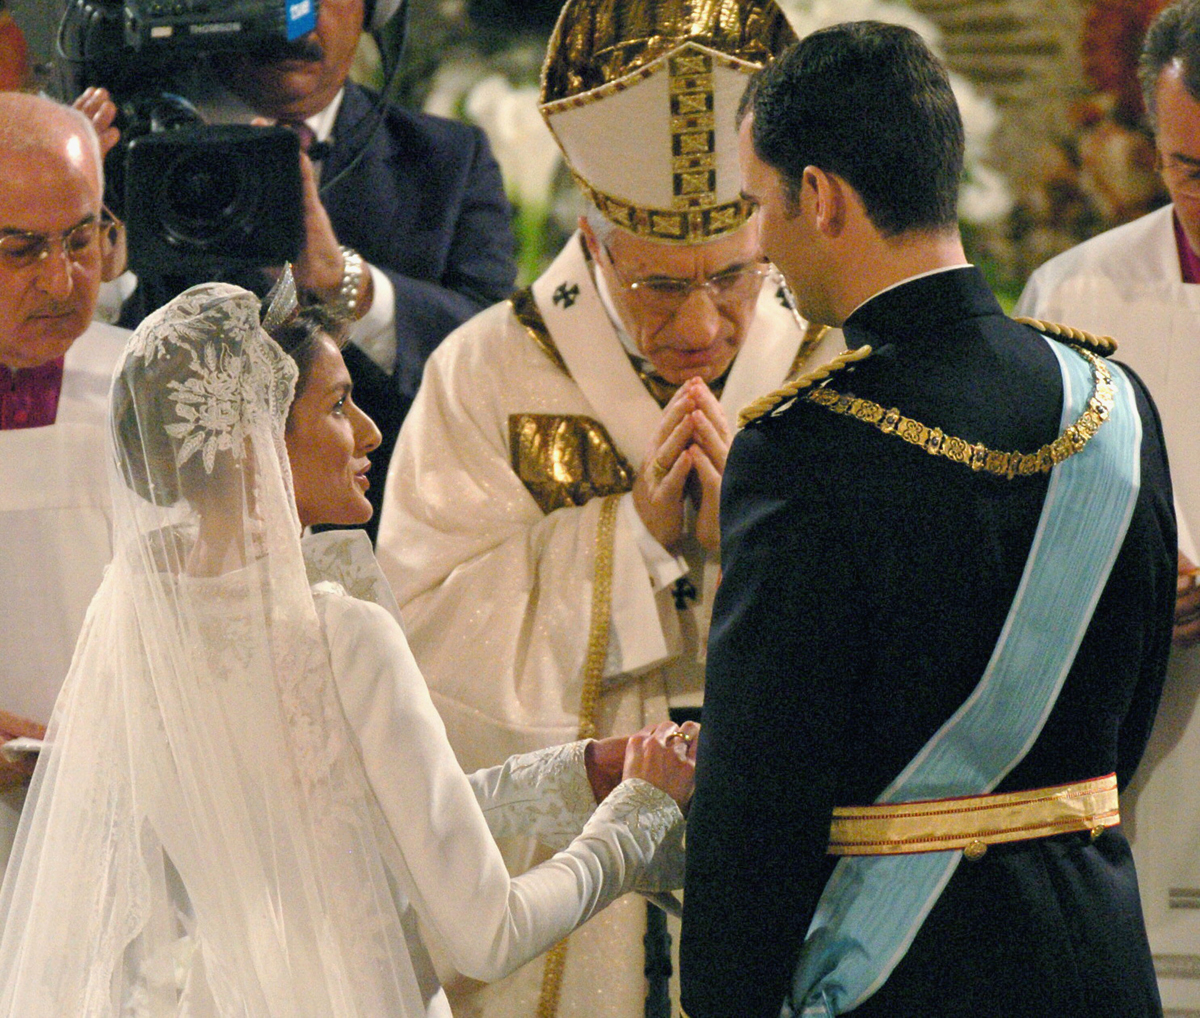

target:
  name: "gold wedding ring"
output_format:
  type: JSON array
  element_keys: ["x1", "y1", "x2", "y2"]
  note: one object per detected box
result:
[
  {"x1": 666, "y1": 730, "x2": 693, "y2": 745},
  {"x1": 651, "y1": 457, "x2": 670, "y2": 483}
]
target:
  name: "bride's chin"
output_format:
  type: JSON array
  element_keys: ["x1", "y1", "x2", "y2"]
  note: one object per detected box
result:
[{"x1": 344, "y1": 499, "x2": 374, "y2": 526}]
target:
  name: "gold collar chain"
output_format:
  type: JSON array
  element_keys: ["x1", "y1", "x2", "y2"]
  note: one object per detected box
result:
[{"x1": 807, "y1": 345, "x2": 1115, "y2": 480}]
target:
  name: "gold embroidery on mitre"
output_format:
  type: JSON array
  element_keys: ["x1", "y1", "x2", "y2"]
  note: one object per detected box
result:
[
  {"x1": 509, "y1": 414, "x2": 636, "y2": 515},
  {"x1": 677, "y1": 132, "x2": 711, "y2": 156},
  {"x1": 573, "y1": 173, "x2": 755, "y2": 244},
  {"x1": 540, "y1": 0, "x2": 797, "y2": 101},
  {"x1": 672, "y1": 48, "x2": 715, "y2": 211},
  {"x1": 540, "y1": 0, "x2": 796, "y2": 244}
]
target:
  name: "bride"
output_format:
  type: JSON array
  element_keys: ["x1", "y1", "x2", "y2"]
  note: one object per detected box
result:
[{"x1": 0, "y1": 282, "x2": 695, "y2": 1016}]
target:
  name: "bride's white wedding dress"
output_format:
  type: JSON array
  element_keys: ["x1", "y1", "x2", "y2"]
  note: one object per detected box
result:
[{"x1": 0, "y1": 283, "x2": 684, "y2": 1017}]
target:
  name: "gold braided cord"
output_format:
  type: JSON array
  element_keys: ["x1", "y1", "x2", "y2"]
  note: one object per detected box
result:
[
  {"x1": 577, "y1": 494, "x2": 620, "y2": 741},
  {"x1": 808, "y1": 345, "x2": 1115, "y2": 479},
  {"x1": 535, "y1": 493, "x2": 621, "y2": 1018},
  {"x1": 1014, "y1": 316, "x2": 1118, "y2": 357},
  {"x1": 738, "y1": 345, "x2": 873, "y2": 429},
  {"x1": 536, "y1": 941, "x2": 570, "y2": 1018}
]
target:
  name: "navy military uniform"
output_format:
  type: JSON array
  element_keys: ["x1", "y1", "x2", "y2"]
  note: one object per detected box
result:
[{"x1": 681, "y1": 266, "x2": 1174, "y2": 1017}]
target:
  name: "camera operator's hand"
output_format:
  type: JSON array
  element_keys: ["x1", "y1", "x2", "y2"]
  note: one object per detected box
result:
[
  {"x1": 292, "y1": 150, "x2": 346, "y2": 301},
  {"x1": 252, "y1": 115, "x2": 345, "y2": 305},
  {"x1": 73, "y1": 87, "x2": 121, "y2": 160}
]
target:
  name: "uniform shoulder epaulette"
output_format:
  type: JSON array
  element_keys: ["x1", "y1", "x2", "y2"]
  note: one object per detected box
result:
[
  {"x1": 1013, "y1": 316, "x2": 1119, "y2": 358},
  {"x1": 738, "y1": 345, "x2": 873, "y2": 429},
  {"x1": 510, "y1": 287, "x2": 572, "y2": 378}
]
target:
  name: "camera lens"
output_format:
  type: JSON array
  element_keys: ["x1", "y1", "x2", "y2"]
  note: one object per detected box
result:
[
  {"x1": 158, "y1": 150, "x2": 261, "y2": 249},
  {"x1": 125, "y1": 124, "x2": 302, "y2": 273}
]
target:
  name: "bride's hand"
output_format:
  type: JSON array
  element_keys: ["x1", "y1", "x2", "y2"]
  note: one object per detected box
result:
[
  {"x1": 585, "y1": 735, "x2": 629, "y2": 803},
  {"x1": 621, "y1": 721, "x2": 700, "y2": 811}
]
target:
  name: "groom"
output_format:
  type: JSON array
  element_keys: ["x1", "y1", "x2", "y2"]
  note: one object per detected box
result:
[{"x1": 682, "y1": 23, "x2": 1175, "y2": 1018}]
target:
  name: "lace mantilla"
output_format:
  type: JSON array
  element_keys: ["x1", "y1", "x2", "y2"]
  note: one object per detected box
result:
[{"x1": 121, "y1": 284, "x2": 298, "y2": 475}]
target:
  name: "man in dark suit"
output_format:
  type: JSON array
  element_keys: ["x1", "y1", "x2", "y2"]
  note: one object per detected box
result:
[
  {"x1": 78, "y1": 0, "x2": 515, "y2": 537},
  {"x1": 680, "y1": 22, "x2": 1175, "y2": 1018}
]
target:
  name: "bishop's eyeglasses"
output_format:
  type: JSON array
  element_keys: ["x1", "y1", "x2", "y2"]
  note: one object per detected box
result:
[
  {"x1": 602, "y1": 244, "x2": 772, "y2": 316},
  {"x1": 0, "y1": 209, "x2": 115, "y2": 271}
]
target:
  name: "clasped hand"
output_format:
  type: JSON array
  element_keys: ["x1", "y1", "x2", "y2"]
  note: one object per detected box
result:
[
  {"x1": 585, "y1": 721, "x2": 700, "y2": 812},
  {"x1": 632, "y1": 378, "x2": 731, "y2": 554}
]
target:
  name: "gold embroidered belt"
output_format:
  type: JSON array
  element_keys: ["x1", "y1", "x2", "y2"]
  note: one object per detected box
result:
[{"x1": 827, "y1": 774, "x2": 1119, "y2": 861}]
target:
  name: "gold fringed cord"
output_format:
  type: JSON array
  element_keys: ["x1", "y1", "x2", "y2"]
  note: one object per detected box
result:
[
  {"x1": 738, "y1": 344, "x2": 873, "y2": 429},
  {"x1": 536, "y1": 943, "x2": 570, "y2": 1018},
  {"x1": 1014, "y1": 316, "x2": 1118, "y2": 356},
  {"x1": 535, "y1": 494, "x2": 621, "y2": 1018}
]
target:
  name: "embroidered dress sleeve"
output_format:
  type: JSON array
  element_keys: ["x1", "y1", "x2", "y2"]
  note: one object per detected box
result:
[
  {"x1": 467, "y1": 741, "x2": 596, "y2": 847},
  {"x1": 319, "y1": 588, "x2": 685, "y2": 981}
]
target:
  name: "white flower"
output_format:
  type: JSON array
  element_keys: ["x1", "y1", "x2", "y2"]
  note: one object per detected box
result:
[
  {"x1": 950, "y1": 71, "x2": 1000, "y2": 165},
  {"x1": 423, "y1": 54, "x2": 491, "y2": 120},
  {"x1": 465, "y1": 74, "x2": 562, "y2": 211},
  {"x1": 960, "y1": 164, "x2": 1013, "y2": 225}
]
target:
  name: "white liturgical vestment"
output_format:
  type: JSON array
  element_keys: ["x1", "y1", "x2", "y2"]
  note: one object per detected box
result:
[
  {"x1": 376, "y1": 234, "x2": 842, "y2": 1018},
  {"x1": 1017, "y1": 203, "x2": 1200, "y2": 1013},
  {"x1": 0, "y1": 320, "x2": 128, "y2": 877}
]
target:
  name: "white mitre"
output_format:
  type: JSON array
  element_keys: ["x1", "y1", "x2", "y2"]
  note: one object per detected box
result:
[{"x1": 539, "y1": 0, "x2": 797, "y2": 245}]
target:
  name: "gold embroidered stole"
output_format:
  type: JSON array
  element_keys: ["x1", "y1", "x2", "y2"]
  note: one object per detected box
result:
[{"x1": 509, "y1": 287, "x2": 638, "y2": 511}]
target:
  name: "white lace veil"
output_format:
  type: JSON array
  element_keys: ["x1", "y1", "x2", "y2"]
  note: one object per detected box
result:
[{"x1": 0, "y1": 283, "x2": 424, "y2": 1016}]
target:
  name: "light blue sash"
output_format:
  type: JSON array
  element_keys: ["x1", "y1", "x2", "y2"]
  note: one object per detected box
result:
[{"x1": 788, "y1": 340, "x2": 1143, "y2": 1018}]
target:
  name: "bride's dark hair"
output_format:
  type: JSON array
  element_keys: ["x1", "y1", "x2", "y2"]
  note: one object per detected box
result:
[{"x1": 266, "y1": 304, "x2": 349, "y2": 400}]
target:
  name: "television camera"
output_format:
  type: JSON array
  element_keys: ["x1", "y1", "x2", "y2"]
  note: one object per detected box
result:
[{"x1": 57, "y1": 0, "x2": 315, "y2": 275}]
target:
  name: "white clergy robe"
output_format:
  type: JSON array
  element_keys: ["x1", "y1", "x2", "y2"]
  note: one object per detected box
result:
[
  {"x1": 375, "y1": 233, "x2": 842, "y2": 1018},
  {"x1": 0, "y1": 320, "x2": 128, "y2": 877},
  {"x1": 1017, "y1": 203, "x2": 1200, "y2": 1013}
]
